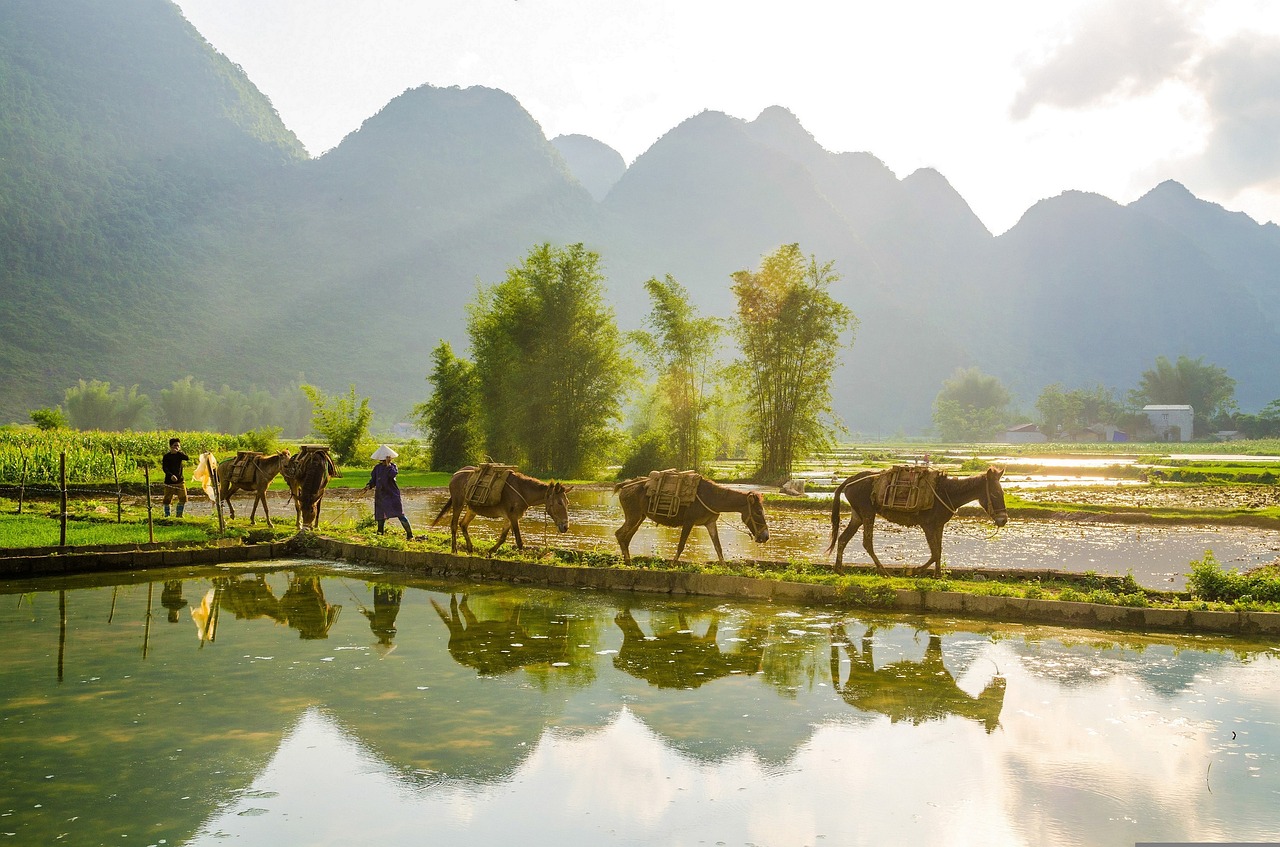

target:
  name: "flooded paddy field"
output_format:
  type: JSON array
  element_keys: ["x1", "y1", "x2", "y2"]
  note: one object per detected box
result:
[
  {"x1": 3, "y1": 563, "x2": 1278, "y2": 846},
  {"x1": 176, "y1": 478, "x2": 1280, "y2": 591}
]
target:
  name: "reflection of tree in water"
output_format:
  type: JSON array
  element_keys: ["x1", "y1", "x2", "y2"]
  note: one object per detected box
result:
[
  {"x1": 160, "y1": 580, "x2": 186, "y2": 623},
  {"x1": 360, "y1": 585, "x2": 403, "y2": 653},
  {"x1": 431, "y1": 593, "x2": 594, "y2": 683},
  {"x1": 612, "y1": 608, "x2": 763, "y2": 689},
  {"x1": 830, "y1": 625, "x2": 1006, "y2": 733},
  {"x1": 214, "y1": 575, "x2": 287, "y2": 624},
  {"x1": 279, "y1": 575, "x2": 342, "y2": 639}
]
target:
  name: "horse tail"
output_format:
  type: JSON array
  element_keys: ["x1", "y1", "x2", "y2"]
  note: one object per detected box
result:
[
  {"x1": 826, "y1": 475, "x2": 855, "y2": 554},
  {"x1": 432, "y1": 497, "x2": 453, "y2": 527}
]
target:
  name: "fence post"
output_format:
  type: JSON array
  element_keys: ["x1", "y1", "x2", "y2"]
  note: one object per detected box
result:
[
  {"x1": 17, "y1": 449, "x2": 26, "y2": 515},
  {"x1": 59, "y1": 451, "x2": 67, "y2": 547},
  {"x1": 110, "y1": 446, "x2": 122, "y2": 523},
  {"x1": 138, "y1": 460, "x2": 155, "y2": 545},
  {"x1": 212, "y1": 462, "x2": 225, "y2": 533}
]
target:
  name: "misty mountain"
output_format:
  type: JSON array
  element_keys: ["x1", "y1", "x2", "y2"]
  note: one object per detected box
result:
[
  {"x1": 551, "y1": 134, "x2": 627, "y2": 202},
  {"x1": 1, "y1": 0, "x2": 1277, "y2": 434}
]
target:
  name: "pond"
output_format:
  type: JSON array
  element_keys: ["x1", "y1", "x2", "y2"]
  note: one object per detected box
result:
[{"x1": 2, "y1": 561, "x2": 1278, "y2": 846}]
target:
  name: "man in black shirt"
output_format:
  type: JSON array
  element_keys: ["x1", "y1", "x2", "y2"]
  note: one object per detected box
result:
[{"x1": 161, "y1": 437, "x2": 190, "y2": 517}]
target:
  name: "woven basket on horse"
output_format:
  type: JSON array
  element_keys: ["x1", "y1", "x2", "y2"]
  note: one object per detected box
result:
[
  {"x1": 463, "y1": 462, "x2": 517, "y2": 508},
  {"x1": 282, "y1": 445, "x2": 332, "y2": 487},
  {"x1": 643, "y1": 469, "x2": 703, "y2": 518},
  {"x1": 871, "y1": 466, "x2": 938, "y2": 513}
]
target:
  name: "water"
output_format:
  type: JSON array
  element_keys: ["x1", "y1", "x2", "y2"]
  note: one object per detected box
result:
[{"x1": 2, "y1": 562, "x2": 1279, "y2": 846}]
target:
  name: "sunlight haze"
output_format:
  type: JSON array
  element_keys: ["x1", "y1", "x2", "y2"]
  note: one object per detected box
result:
[{"x1": 173, "y1": 0, "x2": 1280, "y2": 234}]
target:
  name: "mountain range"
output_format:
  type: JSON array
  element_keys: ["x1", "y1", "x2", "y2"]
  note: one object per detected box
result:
[{"x1": 2, "y1": 0, "x2": 1278, "y2": 434}]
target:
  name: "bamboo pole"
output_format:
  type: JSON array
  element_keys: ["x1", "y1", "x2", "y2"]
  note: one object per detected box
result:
[
  {"x1": 139, "y1": 461, "x2": 154, "y2": 544},
  {"x1": 212, "y1": 461, "x2": 225, "y2": 533},
  {"x1": 110, "y1": 446, "x2": 122, "y2": 523},
  {"x1": 17, "y1": 449, "x2": 26, "y2": 515},
  {"x1": 59, "y1": 451, "x2": 67, "y2": 548}
]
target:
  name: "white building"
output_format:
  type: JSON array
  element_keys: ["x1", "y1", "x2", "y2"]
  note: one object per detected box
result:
[{"x1": 1143, "y1": 405, "x2": 1194, "y2": 441}]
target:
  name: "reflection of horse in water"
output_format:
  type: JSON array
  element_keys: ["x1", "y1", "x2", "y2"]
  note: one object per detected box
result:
[
  {"x1": 430, "y1": 593, "x2": 571, "y2": 676},
  {"x1": 830, "y1": 625, "x2": 1006, "y2": 733},
  {"x1": 214, "y1": 575, "x2": 288, "y2": 624},
  {"x1": 279, "y1": 575, "x2": 342, "y2": 639},
  {"x1": 612, "y1": 608, "x2": 762, "y2": 689}
]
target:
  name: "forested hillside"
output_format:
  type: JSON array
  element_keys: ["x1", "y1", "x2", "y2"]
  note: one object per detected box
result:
[{"x1": 2, "y1": 0, "x2": 1278, "y2": 432}]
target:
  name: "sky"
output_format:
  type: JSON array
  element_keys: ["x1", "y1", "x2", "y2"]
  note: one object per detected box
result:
[{"x1": 172, "y1": 0, "x2": 1280, "y2": 235}]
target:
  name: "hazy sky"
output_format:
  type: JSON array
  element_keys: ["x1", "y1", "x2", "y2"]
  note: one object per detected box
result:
[{"x1": 173, "y1": 0, "x2": 1280, "y2": 234}]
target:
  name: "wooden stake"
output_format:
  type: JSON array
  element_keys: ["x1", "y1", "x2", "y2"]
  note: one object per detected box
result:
[{"x1": 59, "y1": 451, "x2": 67, "y2": 548}]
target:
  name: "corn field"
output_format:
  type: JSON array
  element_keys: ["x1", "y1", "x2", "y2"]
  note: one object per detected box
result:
[{"x1": 0, "y1": 430, "x2": 254, "y2": 486}]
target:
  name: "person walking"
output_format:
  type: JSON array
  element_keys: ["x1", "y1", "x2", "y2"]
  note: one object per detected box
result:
[
  {"x1": 365, "y1": 444, "x2": 413, "y2": 539},
  {"x1": 161, "y1": 437, "x2": 191, "y2": 517}
]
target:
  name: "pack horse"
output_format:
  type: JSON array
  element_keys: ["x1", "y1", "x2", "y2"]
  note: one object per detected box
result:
[{"x1": 827, "y1": 465, "x2": 1007, "y2": 576}]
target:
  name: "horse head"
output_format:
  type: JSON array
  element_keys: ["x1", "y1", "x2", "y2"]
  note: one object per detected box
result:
[
  {"x1": 743, "y1": 491, "x2": 769, "y2": 543},
  {"x1": 546, "y1": 481, "x2": 572, "y2": 533},
  {"x1": 981, "y1": 466, "x2": 1008, "y2": 527}
]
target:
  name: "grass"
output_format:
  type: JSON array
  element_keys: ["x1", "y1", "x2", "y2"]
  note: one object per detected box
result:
[{"x1": 0, "y1": 498, "x2": 294, "y2": 550}]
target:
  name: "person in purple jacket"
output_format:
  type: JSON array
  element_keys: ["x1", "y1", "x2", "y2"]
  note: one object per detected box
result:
[{"x1": 364, "y1": 444, "x2": 413, "y2": 539}]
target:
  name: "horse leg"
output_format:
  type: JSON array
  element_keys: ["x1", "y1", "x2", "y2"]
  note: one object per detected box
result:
[
  {"x1": 508, "y1": 509, "x2": 524, "y2": 551},
  {"x1": 458, "y1": 509, "x2": 476, "y2": 554},
  {"x1": 834, "y1": 515, "x2": 864, "y2": 568},
  {"x1": 704, "y1": 520, "x2": 725, "y2": 564},
  {"x1": 614, "y1": 510, "x2": 644, "y2": 567},
  {"x1": 672, "y1": 523, "x2": 695, "y2": 564},
  {"x1": 489, "y1": 513, "x2": 516, "y2": 555},
  {"x1": 259, "y1": 489, "x2": 273, "y2": 529},
  {"x1": 861, "y1": 516, "x2": 887, "y2": 573},
  {"x1": 917, "y1": 523, "x2": 945, "y2": 577}
]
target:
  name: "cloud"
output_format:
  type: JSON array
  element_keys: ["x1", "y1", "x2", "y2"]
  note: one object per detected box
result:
[
  {"x1": 1011, "y1": 0, "x2": 1199, "y2": 119},
  {"x1": 1185, "y1": 34, "x2": 1280, "y2": 194}
]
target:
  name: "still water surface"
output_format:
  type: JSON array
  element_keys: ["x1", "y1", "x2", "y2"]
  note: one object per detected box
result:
[{"x1": 3, "y1": 561, "x2": 1278, "y2": 846}]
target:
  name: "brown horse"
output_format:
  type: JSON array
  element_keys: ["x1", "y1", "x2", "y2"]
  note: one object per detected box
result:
[
  {"x1": 827, "y1": 466, "x2": 1007, "y2": 576},
  {"x1": 432, "y1": 467, "x2": 571, "y2": 554},
  {"x1": 614, "y1": 475, "x2": 769, "y2": 566},
  {"x1": 285, "y1": 449, "x2": 338, "y2": 530},
  {"x1": 218, "y1": 449, "x2": 291, "y2": 528}
]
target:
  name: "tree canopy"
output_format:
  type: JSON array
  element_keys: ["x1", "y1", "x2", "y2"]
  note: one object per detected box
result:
[
  {"x1": 467, "y1": 243, "x2": 630, "y2": 477},
  {"x1": 629, "y1": 275, "x2": 722, "y2": 471},
  {"x1": 932, "y1": 367, "x2": 1011, "y2": 441},
  {"x1": 729, "y1": 244, "x2": 856, "y2": 481},
  {"x1": 414, "y1": 340, "x2": 482, "y2": 472},
  {"x1": 1128, "y1": 355, "x2": 1236, "y2": 435}
]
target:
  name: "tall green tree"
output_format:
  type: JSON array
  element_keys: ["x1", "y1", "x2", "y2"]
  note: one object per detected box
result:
[
  {"x1": 301, "y1": 384, "x2": 373, "y2": 465},
  {"x1": 630, "y1": 275, "x2": 722, "y2": 470},
  {"x1": 159, "y1": 376, "x2": 213, "y2": 431},
  {"x1": 63, "y1": 379, "x2": 152, "y2": 431},
  {"x1": 932, "y1": 367, "x2": 1011, "y2": 441},
  {"x1": 468, "y1": 243, "x2": 630, "y2": 477},
  {"x1": 1128, "y1": 355, "x2": 1236, "y2": 436},
  {"x1": 1035, "y1": 383, "x2": 1124, "y2": 437},
  {"x1": 729, "y1": 244, "x2": 856, "y2": 481},
  {"x1": 413, "y1": 340, "x2": 482, "y2": 472}
]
